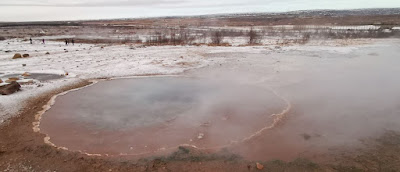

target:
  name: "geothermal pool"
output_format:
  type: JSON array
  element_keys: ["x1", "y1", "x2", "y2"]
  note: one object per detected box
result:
[{"x1": 39, "y1": 77, "x2": 287, "y2": 156}]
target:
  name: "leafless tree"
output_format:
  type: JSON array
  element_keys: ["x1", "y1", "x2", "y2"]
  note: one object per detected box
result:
[{"x1": 170, "y1": 29, "x2": 177, "y2": 45}]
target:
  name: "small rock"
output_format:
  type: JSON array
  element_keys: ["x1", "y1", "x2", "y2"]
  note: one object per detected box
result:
[
  {"x1": 45, "y1": 52, "x2": 50, "y2": 55},
  {"x1": 12, "y1": 53, "x2": 22, "y2": 59},
  {"x1": 22, "y1": 54, "x2": 30, "y2": 58},
  {"x1": 6, "y1": 77, "x2": 19, "y2": 83},
  {"x1": 65, "y1": 72, "x2": 69, "y2": 76},
  {"x1": 0, "y1": 81, "x2": 21, "y2": 95},
  {"x1": 302, "y1": 133, "x2": 311, "y2": 140},
  {"x1": 5, "y1": 50, "x2": 11, "y2": 53},
  {"x1": 197, "y1": 133, "x2": 204, "y2": 139},
  {"x1": 201, "y1": 122, "x2": 211, "y2": 127},
  {"x1": 22, "y1": 72, "x2": 31, "y2": 77},
  {"x1": 22, "y1": 64, "x2": 26, "y2": 67},
  {"x1": 0, "y1": 79, "x2": 2, "y2": 83},
  {"x1": 256, "y1": 162, "x2": 264, "y2": 170}
]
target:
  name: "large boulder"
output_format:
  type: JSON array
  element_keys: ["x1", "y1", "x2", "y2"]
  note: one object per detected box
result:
[
  {"x1": 12, "y1": 53, "x2": 22, "y2": 59},
  {"x1": 0, "y1": 81, "x2": 21, "y2": 95}
]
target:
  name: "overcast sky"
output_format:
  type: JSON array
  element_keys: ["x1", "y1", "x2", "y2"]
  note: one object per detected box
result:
[{"x1": 0, "y1": 0, "x2": 399, "y2": 22}]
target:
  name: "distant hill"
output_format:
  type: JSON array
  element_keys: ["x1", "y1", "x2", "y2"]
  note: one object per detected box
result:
[{"x1": 226, "y1": 8, "x2": 400, "y2": 18}]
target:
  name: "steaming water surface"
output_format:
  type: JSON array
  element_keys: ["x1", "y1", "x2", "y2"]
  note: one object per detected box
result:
[
  {"x1": 39, "y1": 41, "x2": 400, "y2": 160},
  {"x1": 40, "y1": 77, "x2": 287, "y2": 155},
  {"x1": 230, "y1": 43, "x2": 400, "y2": 161}
]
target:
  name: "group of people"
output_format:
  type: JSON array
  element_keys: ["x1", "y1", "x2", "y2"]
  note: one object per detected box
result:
[
  {"x1": 65, "y1": 39, "x2": 75, "y2": 46},
  {"x1": 28, "y1": 37, "x2": 75, "y2": 46},
  {"x1": 29, "y1": 38, "x2": 45, "y2": 44}
]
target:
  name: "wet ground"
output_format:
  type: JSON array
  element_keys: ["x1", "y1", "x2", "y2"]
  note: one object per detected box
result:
[
  {"x1": 1, "y1": 73, "x2": 64, "y2": 81},
  {"x1": 40, "y1": 77, "x2": 287, "y2": 156}
]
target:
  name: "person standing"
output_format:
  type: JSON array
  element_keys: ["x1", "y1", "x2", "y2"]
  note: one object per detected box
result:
[
  {"x1": 42, "y1": 39, "x2": 45, "y2": 44},
  {"x1": 30, "y1": 38, "x2": 33, "y2": 44},
  {"x1": 71, "y1": 39, "x2": 75, "y2": 45},
  {"x1": 65, "y1": 39, "x2": 68, "y2": 46}
]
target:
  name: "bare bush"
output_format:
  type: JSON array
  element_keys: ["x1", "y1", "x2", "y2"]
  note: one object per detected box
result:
[
  {"x1": 211, "y1": 30, "x2": 224, "y2": 45},
  {"x1": 144, "y1": 29, "x2": 197, "y2": 46},
  {"x1": 248, "y1": 27, "x2": 261, "y2": 44},
  {"x1": 300, "y1": 33, "x2": 311, "y2": 44},
  {"x1": 170, "y1": 29, "x2": 178, "y2": 45}
]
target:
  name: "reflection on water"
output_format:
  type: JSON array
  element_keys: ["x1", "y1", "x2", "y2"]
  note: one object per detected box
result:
[
  {"x1": 1, "y1": 73, "x2": 64, "y2": 81},
  {"x1": 231, "y1": 44, "x2": 400, "y2": 161},
  {"x1": 40, "y1": 77, "x2": 286, "y2": 155}
]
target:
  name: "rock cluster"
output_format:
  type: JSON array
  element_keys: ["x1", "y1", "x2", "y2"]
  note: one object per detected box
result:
[{"x1": 12, "y1": 53, "x2": 30, "y2": 59}]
